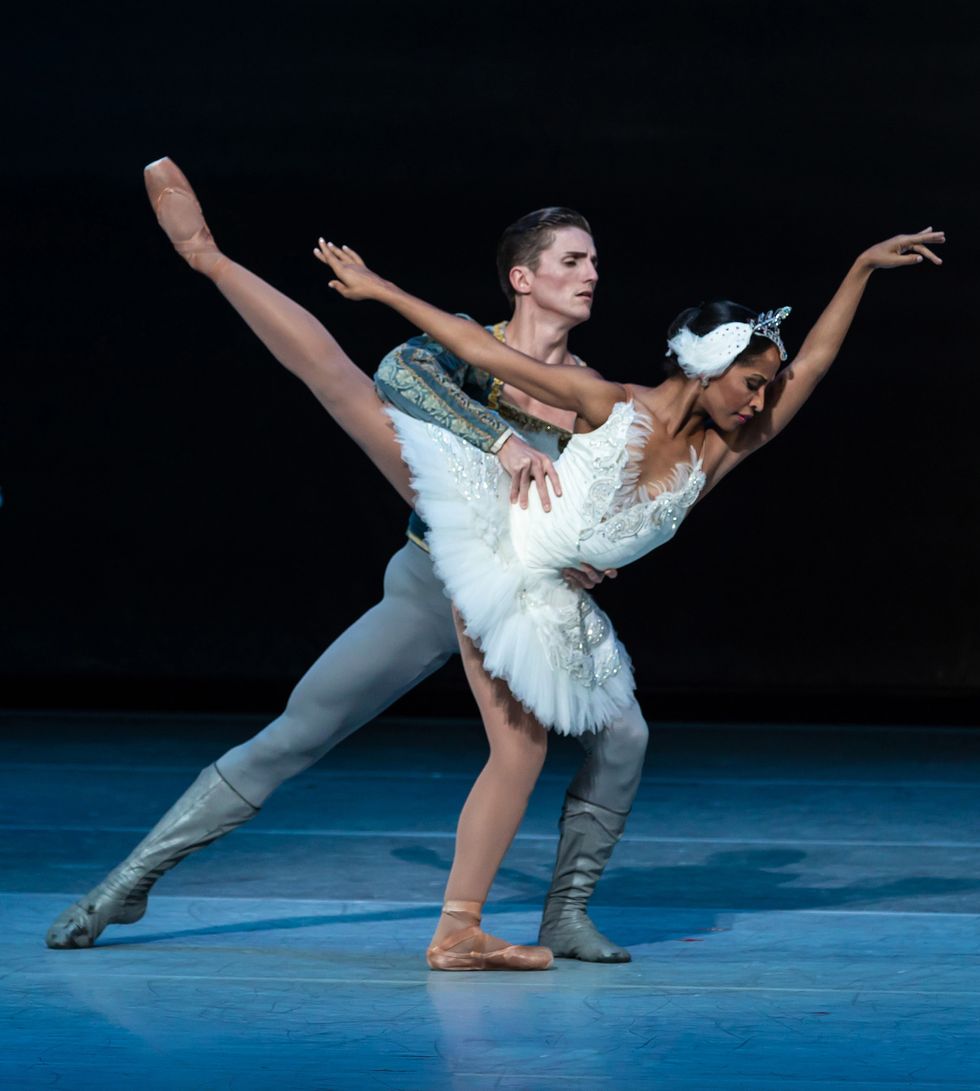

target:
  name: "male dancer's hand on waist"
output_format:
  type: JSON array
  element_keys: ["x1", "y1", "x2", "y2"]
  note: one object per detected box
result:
[
  {"x1": 562, "y1": 564, "x2": 618, "y2": 591},
  {"x1": 496, "y1": 434, "x2": 562, "y2": 512}
]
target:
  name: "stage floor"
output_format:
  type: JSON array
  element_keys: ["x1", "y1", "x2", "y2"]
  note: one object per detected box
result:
[{"x1": 2, "y1": 712, "x2": 979, "y2": 1089}]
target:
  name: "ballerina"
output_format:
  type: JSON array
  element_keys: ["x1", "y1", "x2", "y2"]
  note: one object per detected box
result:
[{"x1": 311, "y1": 227, "x2": 943, "y2": 736}]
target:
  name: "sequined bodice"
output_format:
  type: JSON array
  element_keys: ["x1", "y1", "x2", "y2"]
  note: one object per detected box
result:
[{"x1": 509, "y1": 401, "x2": 705, "y2": 574}]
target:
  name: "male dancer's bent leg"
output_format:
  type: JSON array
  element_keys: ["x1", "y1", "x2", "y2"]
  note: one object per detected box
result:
[
  {"x1": 539, "y1": 700, "x2": 648, "y2": 962},
  {"x1": 46, "y1": 543, "x2": 458, "y2": 948}
]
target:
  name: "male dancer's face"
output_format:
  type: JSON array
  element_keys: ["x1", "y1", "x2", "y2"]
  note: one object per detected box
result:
[{"x1": 515, "y1": 226, "x2": 598, "y2": 327}]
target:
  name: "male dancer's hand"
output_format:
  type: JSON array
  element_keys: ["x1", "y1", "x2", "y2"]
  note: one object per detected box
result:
[
  {"x1": 562, "y1": 564, "x2": 618, "y2": 591},
  {"x1": 497, "y1": 435, "x2": 562, "y2": 511}
]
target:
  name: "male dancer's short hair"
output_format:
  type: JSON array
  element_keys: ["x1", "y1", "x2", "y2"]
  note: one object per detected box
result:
[{"x1": 496, "y1": 207, "x2": 593, "y2": 305}]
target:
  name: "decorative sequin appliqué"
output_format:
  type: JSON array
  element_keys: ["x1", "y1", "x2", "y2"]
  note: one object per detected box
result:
[{"x1": 578, "y1": 403, "x2": 705, "y2": 547}]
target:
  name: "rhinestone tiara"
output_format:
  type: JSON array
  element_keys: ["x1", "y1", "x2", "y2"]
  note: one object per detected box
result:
[{"x1": 750, "y1": 306, "x2": 792, "y2": 361}]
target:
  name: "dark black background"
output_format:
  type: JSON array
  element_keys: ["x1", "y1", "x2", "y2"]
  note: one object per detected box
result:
[{"x1": 4, "y1": 1, "x2": 978, "y2": 720}]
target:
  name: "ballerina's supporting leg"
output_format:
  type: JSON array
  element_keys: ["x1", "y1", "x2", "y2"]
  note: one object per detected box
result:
[
  {"x1": 425, "y1": 610, "x2": 553, "y2": 971},
  {"x1": 143, "y1": 157, "x2": 413, "y2": 505}
]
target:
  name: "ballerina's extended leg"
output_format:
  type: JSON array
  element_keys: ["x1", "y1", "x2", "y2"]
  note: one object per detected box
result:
[{"x1": 143, "y1": 157, "x2": 413, "y2": 504}]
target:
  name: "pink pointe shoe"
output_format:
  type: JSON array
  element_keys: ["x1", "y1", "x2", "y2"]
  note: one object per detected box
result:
[
  {"x1": 426, "y1": 900, "x2": 554, "y2": 971},
  {"x1": 143, "y1": 156, "x2": 225, "y2": 277}
]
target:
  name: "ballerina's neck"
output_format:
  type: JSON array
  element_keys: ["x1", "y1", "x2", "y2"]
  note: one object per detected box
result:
[
  {"x1": 629, "y1": 397, "x2": 705, "y2": 496},
  {"x1": 634, "y1": 383, "x2": 706, "y2": 446}
]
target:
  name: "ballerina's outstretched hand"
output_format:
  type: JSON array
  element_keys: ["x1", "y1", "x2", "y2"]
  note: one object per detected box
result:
[
  {"x1": 313, "y1": 239, "x2": 390, "y2": 299},
  {"x1": 860, "y1": 228, "x2": 944, "y2": 269}
]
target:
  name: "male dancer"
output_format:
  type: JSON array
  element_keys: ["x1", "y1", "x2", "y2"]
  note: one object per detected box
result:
[{"x1": 46, "y1": 179, "x2": 649, "y2": 962}]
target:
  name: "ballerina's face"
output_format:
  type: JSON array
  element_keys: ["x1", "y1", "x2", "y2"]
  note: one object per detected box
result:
[
  {"x1": 512, "y1": 226, "x2": 599, "y2": 324},
  {"x1": 701, "y1": 346, "x2": 782, "y2": 431}
]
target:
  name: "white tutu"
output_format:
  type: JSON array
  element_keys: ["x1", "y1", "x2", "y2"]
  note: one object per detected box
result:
[{"x1": 390, "y1": 401, "x2": 704, "y2": 736}]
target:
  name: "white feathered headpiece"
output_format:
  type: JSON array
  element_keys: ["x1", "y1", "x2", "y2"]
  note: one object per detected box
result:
[{"x1": 666, "y1": 306, "x2": 792, "y2": 381}]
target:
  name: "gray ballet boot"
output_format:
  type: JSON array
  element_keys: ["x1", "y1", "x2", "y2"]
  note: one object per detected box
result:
[
  {"x1": 538, "y1": 794, "x2": 631, "y2": 963},
  {"x1": 45, "y1": 764, "x2": 258, "y2": 949}
]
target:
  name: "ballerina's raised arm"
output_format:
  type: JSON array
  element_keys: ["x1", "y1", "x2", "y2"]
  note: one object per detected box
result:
[{"x1": 701, "y1": 227, "x2": 945, "y2": 488}]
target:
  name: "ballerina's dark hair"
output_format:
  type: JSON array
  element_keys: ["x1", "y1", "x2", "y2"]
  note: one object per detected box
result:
[
  {"x1": 664, "y1": 300, "x2": 775, "y2": 375},
  {"x1": 496, "y1": 207, "x2": 593, "y2": 305}
]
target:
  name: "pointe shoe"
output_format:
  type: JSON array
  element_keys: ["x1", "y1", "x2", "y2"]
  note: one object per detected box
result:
[
  {"x1": 143, "y1": 156, "x2": 225, "y2": 277},
  {"x1": 426, "y1": 900, "x2": 554, "y2": 972}
]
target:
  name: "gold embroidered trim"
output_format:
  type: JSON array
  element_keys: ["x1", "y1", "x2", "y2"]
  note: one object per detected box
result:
[
  {"x1": 486, "y1": 319, "x2": 587, "y2": 412},
  {"x1": 497, "y1": 402, "x2": 573, "y2": 451},
  {"x1": 487, "y1": 321, "x2": 508, "y2": 409}
]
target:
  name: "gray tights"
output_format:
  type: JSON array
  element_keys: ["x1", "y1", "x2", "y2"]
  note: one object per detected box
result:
[{"x1": 217, "y1": 543, "x2": 648, "y2": 813}]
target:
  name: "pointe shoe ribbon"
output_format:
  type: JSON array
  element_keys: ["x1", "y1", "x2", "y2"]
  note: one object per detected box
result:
[
  {"x1": 143, "y1": 156, "x2": 225, "y2": 276},
  {"x1": 426, "y1": 900, "x2": 554, "y2": 971}
]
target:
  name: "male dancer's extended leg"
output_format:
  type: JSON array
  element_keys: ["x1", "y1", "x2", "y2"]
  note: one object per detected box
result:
[
  {"x1": 425, "y1": 610, "x2": 553, "y2": 971},
  {"x1": 45, "y1": 541, "x2": 459, "y2": 949},
  {"x1": 538, "y1": 701, "x2": 648, "y2": 962},
  {"x1": 217, "y1": 543, "x2": 456, "y2": 805}
]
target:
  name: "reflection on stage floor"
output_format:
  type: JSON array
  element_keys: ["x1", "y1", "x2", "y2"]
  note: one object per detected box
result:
[{"x1": 2, "y1": 712, "x2": 978, "y2": 1090}]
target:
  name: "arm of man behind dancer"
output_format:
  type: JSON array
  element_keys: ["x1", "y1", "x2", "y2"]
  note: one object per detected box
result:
[
  {"x1": 316, "y1": 241, "x2": 626, "y2": 429},
  {"x1": 376, "y1": 328, "x2": 615, "y2": 591},
  {"x1": 375, "y1": 326, "x2": 562, "y2": 510}
]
